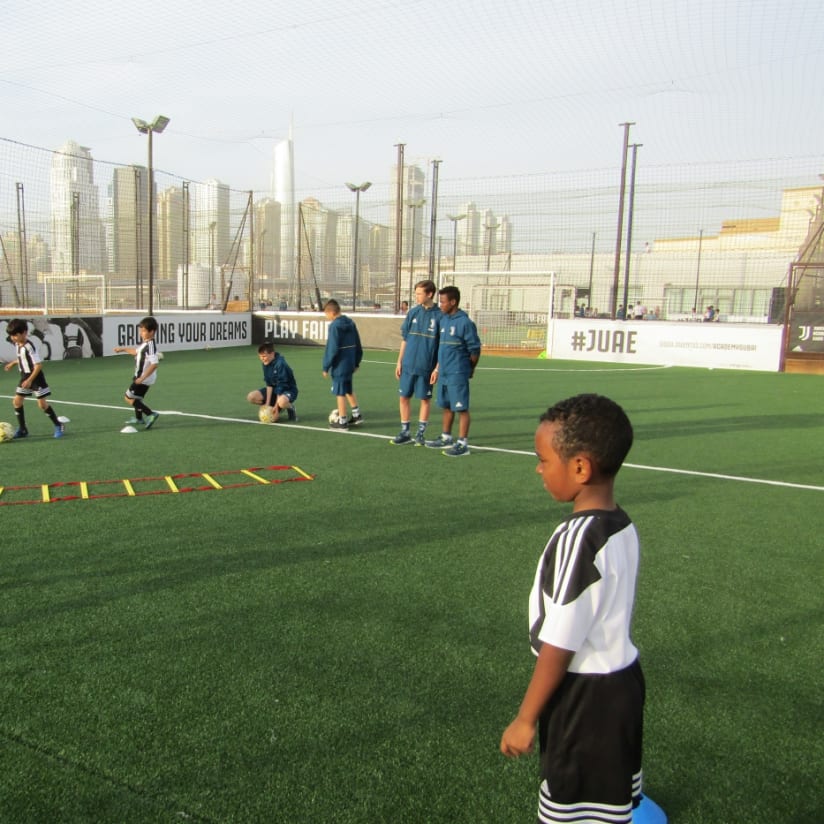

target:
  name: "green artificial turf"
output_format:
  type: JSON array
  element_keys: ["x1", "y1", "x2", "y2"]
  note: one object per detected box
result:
[{"x1": 1, "y1": 346, "x2": 823, "y2": 822}]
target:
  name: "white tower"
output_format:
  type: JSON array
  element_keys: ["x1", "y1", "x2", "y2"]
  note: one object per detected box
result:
[{"x1": 272, "y1": 121, "x2": 296, "y2": 284}]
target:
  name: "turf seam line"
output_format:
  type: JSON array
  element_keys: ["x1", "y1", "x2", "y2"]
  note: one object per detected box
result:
[{"x1": 0, "y1": 727, "x2": 218, "y2": 823}]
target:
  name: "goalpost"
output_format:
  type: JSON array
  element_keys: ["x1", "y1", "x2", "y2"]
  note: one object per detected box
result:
[
  {"x1": 465, "y1": 272, "x2": 578, "y2": 353},
  {"x1": 43, "y1": 275, "x2": 106, "y2": 315}
]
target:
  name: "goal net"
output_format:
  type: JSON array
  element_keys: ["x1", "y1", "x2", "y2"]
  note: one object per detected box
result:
[
  {"x1": 43, "y1": 275, "x2": 106, "y2": 314},
  {"x1": 465, "y1": 273, "x2": 577, "y2": 352}
]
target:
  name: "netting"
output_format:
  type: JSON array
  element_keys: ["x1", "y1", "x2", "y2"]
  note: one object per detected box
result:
[{"x1": 1, "y1": 136, "x2": 823, "y2": 320}]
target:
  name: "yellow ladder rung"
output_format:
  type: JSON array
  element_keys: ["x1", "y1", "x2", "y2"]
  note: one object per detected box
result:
[
  {"x1": 165, "y1": 476, "x2": 179, "y2": 493},
  {"x1": 240, "y1": 469, "x2": 269, "y2": 485},
  {"x1": 201, "y1": 473, "x2": 223, "y2": 489},
  {"x1": 122, "y1": 479, "x2": 136, "y2": 496}
]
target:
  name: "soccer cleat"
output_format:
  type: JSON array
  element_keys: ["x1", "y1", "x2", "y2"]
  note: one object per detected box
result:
[
  {"x1": 425, "y1": 435, "x2": 453, "y2": 449},
  {"x1": 287, "y1": 406, "x2": 298, "y2": 422},
  {"x1": 413, "y1": 431, "x2": 426, "y2": 447},
  {"x1": 124, "y1": 417, "x2": 140, "y2": 425},
  {"x1": 391, "y1": 431, "x2": 412, "y2": 445},
  {"x1": 443, "y1": 442, "x2": 470, "y2": 457},
  {"x1": 54, "y1": 424, "x2": 65, "y2": 439},
  {"x1": 12, "y1": 428, "x2": 29, "y2": 439},
  {"x1": 329, "y1": 419, "x2": 349, "y2": 430},
  {"x1": 350, "y1": 413, "x2": 364, "y2": 426},
  {"x1": 143, "y1": 412, "x2": 159, "y2": 429}
]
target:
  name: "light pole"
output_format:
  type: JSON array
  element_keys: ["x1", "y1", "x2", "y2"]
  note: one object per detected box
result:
[
  {"x1": 407, "y1": 198, "x2": 425, "y2": 301},
  {"x1": 132, "y1": 115, "x2": 170, "y2": 315},
  {"x1": 208, "y1": 221, "x2": 217, "y2": 304},
  {"x1": 621, "y1": 143, "x2": 641, "y2": 319},
  {"x1": 448, "y1": 213, "x2": 466, "y2": 276},
  {"x1": 485, "y1": 219, "x2": 499, "y2": 272},
  {"x1": 693, "y1": 228, "x2": 704, "y2": 313},
  {"x1": 346, "y1": 181, "x2": 371, "y2": 312}
]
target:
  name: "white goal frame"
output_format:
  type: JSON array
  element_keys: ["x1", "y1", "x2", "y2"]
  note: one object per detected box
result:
[{"x1": 43, "y1": 275, "x2": 106, "y2": 315}]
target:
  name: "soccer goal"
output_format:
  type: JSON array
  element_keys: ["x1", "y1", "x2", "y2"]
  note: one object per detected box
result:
[
  {"x1": 466, "y1": 273, "x2": 575, "y2": 352},
  {"x1": 43, "y1": 275, "x2": 106, "y2": 315}
]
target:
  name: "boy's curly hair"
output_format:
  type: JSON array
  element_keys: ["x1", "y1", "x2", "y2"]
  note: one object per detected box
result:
[{"x1": 540, "y1": 394, "x2": 633, "y2": 477}]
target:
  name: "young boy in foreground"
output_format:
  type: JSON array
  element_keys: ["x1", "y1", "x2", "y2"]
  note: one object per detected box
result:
[{"x1": 500, "y1": 394, "x2": 646, "y2": 824}]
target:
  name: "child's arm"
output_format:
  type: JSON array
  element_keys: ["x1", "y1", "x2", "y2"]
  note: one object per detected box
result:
[
  {"x1": 135, "y1": 362, "x2": 157, "y2": 385},
  {"x1": 500, "y1": 643, "x2": 574, "y2": 758},
  {"x1": 114, "y1": 347, "x2": 137, "y2": 356},
  {"x1": 21, "y1": 362, "x2": 42, "y2": 388}
]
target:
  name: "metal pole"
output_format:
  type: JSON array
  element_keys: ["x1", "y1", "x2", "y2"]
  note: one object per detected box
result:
[
  {"x1": 393, "y1": 143, "x2": 405, "y2": 312},
  {"x1": 622, "y1": 143, "x2": 641, "y2": 319},
  {"x1": 428, "y1": 159, "x2": 440, "y2": 277},
  {"x1": 587, "y1": 231, "x2": 596, "y2": 310},
  {"x1": 611, "y1": 122, "x2": 634, "y2": 318},
  {"x1": 352, "y1": 187, "x2": 361, "y2": 312},
  {"x1": 147, "y1": 127, "x2": 154, "y2": 315},
  {"x1": 693, "y1": 229, "x2": 704, "y2": 312}
]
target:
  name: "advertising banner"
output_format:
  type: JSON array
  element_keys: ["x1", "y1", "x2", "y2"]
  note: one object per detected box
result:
[
  {"x1": 102, "y1": 313, "x2": 251, "y2": 353},
  {"x1": 549, "y1": 318, "x2": 783, "y2": 371}
]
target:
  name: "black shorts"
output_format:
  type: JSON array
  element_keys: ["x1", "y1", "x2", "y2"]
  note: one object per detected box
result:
[
  {"x1": 16, "y1": 372, "x2": 51, "y2": 398},
  {"x1": 126, "y1": 382, "x2": 150, "y2": 401},
  {"x1": 537, "y1": 658, "x2": 644, "y2": 823}
]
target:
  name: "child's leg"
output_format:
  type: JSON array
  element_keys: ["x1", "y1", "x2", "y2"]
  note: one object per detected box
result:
[
  {"x1": 441, "y1": 409, "x2": 455, "y2": 438},
  {"x1": 13, "y1": 396, "x2": 26, "y2": 433},
  {"x1": 133, "y1": 394, "x2": 154, "y2": 417},
  {"x1": 457, "y1": 410, "x2": 471, "y2": 441},
  {"x1": 38, "y1": 398, "x2": 60, "y2": 425}
]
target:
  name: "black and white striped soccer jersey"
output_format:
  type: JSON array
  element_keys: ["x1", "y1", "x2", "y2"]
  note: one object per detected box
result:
[
  {"x1": 133, "y1": 339, "x2": 159, "y2": 386},
  {"x1": 529, "y1": 506, "x2": 639, "y2": 674}
]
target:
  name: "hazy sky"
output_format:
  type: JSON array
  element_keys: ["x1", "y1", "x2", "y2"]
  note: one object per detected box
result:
[{"x1": 3, "y1": 0, "x2": 823, "y2": 193}]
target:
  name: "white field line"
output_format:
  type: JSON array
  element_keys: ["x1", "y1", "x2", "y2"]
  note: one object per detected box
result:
[
  {"x1": 5, "y1": 395, "x2": 821, "y2": 493},
  {"x1": 362, "y1": 359, "x2": 672, "y2": 373}
]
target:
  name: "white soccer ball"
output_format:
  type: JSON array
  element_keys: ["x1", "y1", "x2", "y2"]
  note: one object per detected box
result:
[
  {"x1": 0, "y1": 421, "x2": 15, "y2": 443},
  {"x1": 258, "y1": 406, "x2": 275, "y2": 424},
  {"x1": 328, "y1": 409, "x2": 340, "y2": 424}
]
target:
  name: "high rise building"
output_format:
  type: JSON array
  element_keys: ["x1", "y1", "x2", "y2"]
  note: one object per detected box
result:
[
  {"x1": 110, "y1": 165, "x2": 149, "y2": 286},
  {"x1": 458, "y1": 202, "x2": 483, "y2": 257},
  {"x1": 272, "y1": 125, "x2": 295, "y2": 285},
  {"x1": 193, "y1": 179, "x2": 230, "y2": 296},
  {"x1": 50, "y1": 140, "x2": 107, "y2": 275},
  {"x1": 390, "y1": 163, "x2": 427, "y2": 263},
  {"x1": 253, "y1": 198, "x2": 282, "y2": 279},
  {"x1": 298, "y1": 198, "x2": 339, "y2": 288},
  {"x1": 158, "y1": 185, "x2": 187, "y2": 281}
]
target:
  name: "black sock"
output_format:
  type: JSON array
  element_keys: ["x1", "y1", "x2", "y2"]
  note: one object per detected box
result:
[{"x1": 14, "y1": 407, "x2": 26, "y2": 430}]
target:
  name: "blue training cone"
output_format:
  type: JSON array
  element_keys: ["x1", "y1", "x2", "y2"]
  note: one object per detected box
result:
[{"x1": 633, "y1": 794, "x2": 667, "y2": 824}]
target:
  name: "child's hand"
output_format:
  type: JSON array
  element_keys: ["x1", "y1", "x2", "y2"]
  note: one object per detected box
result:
[
  {"x1": 500, "y1": 717, "x2": 535, "y2": 758},
  {"x1": 3, "y1": 361, "x2": 14, "y2": 372}
]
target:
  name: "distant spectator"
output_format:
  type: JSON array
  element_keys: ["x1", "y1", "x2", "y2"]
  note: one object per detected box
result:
[
  {"x1": 703, "y1": 305, "x2": 716, "y2": 322},
  {"x1": 616, "y1": 304, "x2": 625, "y2": 320}
]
